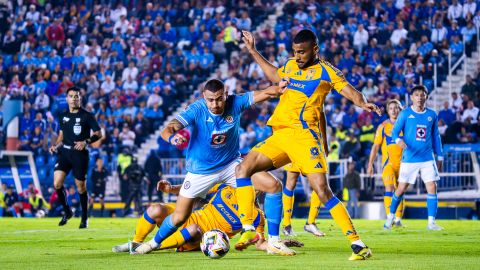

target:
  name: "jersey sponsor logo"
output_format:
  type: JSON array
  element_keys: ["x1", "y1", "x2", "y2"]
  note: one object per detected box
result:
[
  {"x1": 183, "y1": 181, "x2": 191, "y2": 190},
  {"x1": 290, "y1": 82, "x2": 305, "y2": 89},
  {"x1": 416, "y1": 125, "x2": 427, "y2": 141},
  {"x1": 225, "y1": 115, "x2": 233, "y2": 123},
  {"x1": 211, "y1": 133, "x2": 227, "y2": 146},
  {"x1": 294, "y1": 70, "x2": 302, "y2": 76},
  {"x1": 73, "y1": 124, "x2": 82, "y2": 135},
  {"x1": 408, "y1": 114, "x2": 415, "y2": 119},
  {"x1": 216, "y1": 203, "x2": 238, "y2": 223},
  {"x1": 314, "y1": 162, "x2": 323, "y2": 168}
]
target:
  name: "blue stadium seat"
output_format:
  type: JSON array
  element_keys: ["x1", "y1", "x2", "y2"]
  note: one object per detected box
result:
[
  {"x1": 37, "y1": 168, "x2": 47, "y2": 184},
  {"x1": 35, "y1": 156, "x2": 45, "y2": 166},
  {"x1": 47, "y1": 155, "x2": 57, "y2": 167}
]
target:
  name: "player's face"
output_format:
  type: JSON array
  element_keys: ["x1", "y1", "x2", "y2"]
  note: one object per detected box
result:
[
  {"x1": 203, "y1": 89, "x2": 226, "y2": 114},
  {"x1": 387, "y1": 103, "x2": 401, "y2": 120},
  {"x1": 67, "y1": 91, "x2": 81, "y2": 109},
  {"x1": 292, "y1": 41, "x2": 318, "y2": 69},
  {"x1": 411, "y1": 90, "x2": 427, "y2": 108}
]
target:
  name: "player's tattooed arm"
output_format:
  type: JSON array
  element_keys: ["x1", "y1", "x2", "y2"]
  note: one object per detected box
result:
[
  {"x1": 252, "y1": 79, "x2": 288, "y2": 103},
  {"x1": 340, "y1": 84, "x2": 382, "y2": 116},
  {"x1": 160, "y1": 119, "x2": 187, "y2": 146}
]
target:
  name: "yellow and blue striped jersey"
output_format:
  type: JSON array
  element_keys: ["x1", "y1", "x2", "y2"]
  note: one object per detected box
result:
[
  {"x1": 373, "y1": 120, "x2": 403, "y2": 169},
  {"x1": 268, "y1": 58, "x2": 349, "y2": 132}
]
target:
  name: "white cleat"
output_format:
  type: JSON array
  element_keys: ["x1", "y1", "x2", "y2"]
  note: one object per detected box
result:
[
  {"x1": 282, "y1": 225, "x2": 297, "y2": 237},
  {"x1": 383, "y1": 214, "x2": 395, "y2": 230},
  {"x1": 112, "y1": 242, "x2": 130, "y2": 253},
  {"x1": 266, "y1": 241, "x2": 296, "y2": 256},
  {"x1": 304, "y1": 223, "x2": 326, "y2": 237},
  {"x1": 131, "y1": 241, "x2": 157, "y2": 254},
  {"x1": 427, "y1": 222, "x2": 443, "y2": 231},
  {"x1": 393, "y1": 219, "x2": 404, "y2": 228}
]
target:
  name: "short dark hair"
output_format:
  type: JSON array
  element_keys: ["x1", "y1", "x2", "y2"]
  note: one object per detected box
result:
[
  {"x1": 66, "y1": 86, "x2": 81, "y2": 95},
  {"x1": 411, "y1": 85, "x2": 428, "y2": 96},
  {"x1": 293, "y1": 29, "x2": 318, "y2": 45},
  {"x1": 203, "y1": 79, "x2": 225, "y2": 93}
]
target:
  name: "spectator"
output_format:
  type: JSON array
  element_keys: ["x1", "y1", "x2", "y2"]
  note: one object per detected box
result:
[
  {"x1": 450, "y1": 92, "x2": 463, "y2": 112},
  {"x1": 390, "y1": 21, "x2": 407, "y2": 46},
  {"x1": 439, "y1": 101, "x2": 456, "y2": 125},
  {"x1": 462, "y1": 101, "x2": 479, "y2": 124},
  {"x1": 461, "y1": 75, "x2": 478, "y2": 101},
  {"x1": 353, "y1": 24, "x2": 369, "y2": 54},
  {"x1": 343, "y1": 162, "x2": 361, "y2": 219},
  {"x1": 145, "y1": 149, "x2": 163, "y2": 203}
]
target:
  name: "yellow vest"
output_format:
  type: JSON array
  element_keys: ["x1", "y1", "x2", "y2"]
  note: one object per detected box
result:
[
  {"x1": 0, "y1": 192, "x2": 5, "y2": 208},
  {"x1": 118, "y1": 154, "x2": 132, "y2": 174},
  {"x1": 335, "y1": 129, "x2": 346, "y2": 141},
  {"x1": 327, "y1": 141, "x2": 340, "y2": 162},
  {"x1": 224, "y1": 26, "x2": 235, "y2": 43},
  {"x1": 360, "y1": 124, "x2": 375, "y2": 142}
]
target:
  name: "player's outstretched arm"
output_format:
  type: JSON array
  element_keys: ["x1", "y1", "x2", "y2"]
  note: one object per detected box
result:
[
  {"x1": 160, "y1": 119, "x2": 186, "y2": 146},
  {"x1": 252, "y1": 79, "x2": 288, "y2": 104},
  {"x1": 339, "y1": 84, "x2": 381, "y2": 116},
  {"x1": 242, "y1": 30, "x2": 281, "y2": 83},
  {"x1": 157, "y1": 180, "x2": 181, "y2": 194},
  {"x1": 367, "y1": 144, "x2": 381, "y2": 176}
]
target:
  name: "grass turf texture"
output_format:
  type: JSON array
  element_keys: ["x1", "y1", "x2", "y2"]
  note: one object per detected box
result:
[{"x1": 1, "y1": 218, "x2": 478, "y2": 270}]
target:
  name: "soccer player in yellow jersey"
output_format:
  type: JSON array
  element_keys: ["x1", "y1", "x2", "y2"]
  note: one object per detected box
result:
[
  {"x1": 234, "y1": 29, "x2": 381, "y2": 260},
  {"x1": 367, "y1": 99, "x2": 405, "y2": 227}
]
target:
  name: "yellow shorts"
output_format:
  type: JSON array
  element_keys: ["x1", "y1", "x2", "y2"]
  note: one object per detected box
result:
[
  {"x1": 253, "y1": 128, "x2": 328, "y2": 174},
  {"x1": 284, "y1": 163, "x2": 300, "y2": 173},
  {"x1": 382, "y1": 164, "x2": 400, "y2": 186}
]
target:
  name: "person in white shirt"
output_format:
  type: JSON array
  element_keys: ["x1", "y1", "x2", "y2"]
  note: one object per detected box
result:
[
  {"x1": 25, "y1": 5, "x2": 40, "y2": 23},
  {"x1": 353, "y1": 24, "x2": 369, "y2": 54},
  {"x1": 114, "y1": 15, "x2": 130, "y2": 34},
  {"x1": 449, "y1": 92, "x2": 463, "y2": 112},
  {"x1": 34, "y1": 90, "x2": 50, "y2": 111},
  {"x1": 123, "y1": 76, "x2": 139, "y2": 92},
  {"x1": 461, "y1": 101, "x2": 479, "y2": 124},
  {"x1": 390, "y1": 21, "x2": 408, "y2": 46},
  {"x1": 119, "y1": 124, "x2": 136, "y2": 147},
  {"x1": 122, "y1": 61, "x2": 139, "y2": 82},
  {"x1": 448, "y1": 0, "x2": 463, "y2": 22},
  {"x1": 84, "y1": 50, "x2": 99, "y2": 70},
  {"x1": 430, "y1": 22, "x2": 448, "y2": 44},
  {"x1": 110, "y1": 3, "x2": 127, "y2": 22},
  {"x1": 101, "y1": 76, "x2": 115, "y2": 94},
  {"x1": 224, "y1": 72, "x2": 237, "y2": 96},
  {"x1": 463, "y1": 0, "x2": 477, "y2": 19}
]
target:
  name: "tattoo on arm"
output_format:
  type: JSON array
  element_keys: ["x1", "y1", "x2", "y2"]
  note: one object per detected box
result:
[{"x1": 167, "y1": 119, "x2": 185, "y2": 133}]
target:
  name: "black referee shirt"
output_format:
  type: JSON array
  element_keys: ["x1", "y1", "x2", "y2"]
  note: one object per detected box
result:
[{"x1": 59, "y1": 108, "x2": 100, "y2": 147}]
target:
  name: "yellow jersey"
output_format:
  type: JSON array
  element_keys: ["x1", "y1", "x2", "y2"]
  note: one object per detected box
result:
[
  {"x1": 373, "y1": 120, "x2": 403, "y2": 169},
  {"x1": 269, "y1": 58, "x2": 349, "y2": 132}
]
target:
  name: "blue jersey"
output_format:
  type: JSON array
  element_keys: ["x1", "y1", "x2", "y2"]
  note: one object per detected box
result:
[
  {"x1": 176, "y1": 93, "x2": 254, "y2": 174},
  {"x1": 392, "y1": 106, "x2": 443, "y2": 163}
]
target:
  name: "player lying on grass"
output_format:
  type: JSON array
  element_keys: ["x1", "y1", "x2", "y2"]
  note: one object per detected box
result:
[{"x1": 113, "y1": 180, "x2": 302, "y2": 255}]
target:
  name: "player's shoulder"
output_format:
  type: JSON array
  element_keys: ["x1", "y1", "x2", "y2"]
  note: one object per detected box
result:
[
  {"x1": 378, "y1": 120, "x2": 389, "y2": 129},
  {"x1": 185, "y1": 99, "x2": 207, "y2": 112},
  {"x1": 425, "y1": 107, "x2": 438, "y2": 116},
  {"x1": 80, "y1": 108, "x2": 95, "y2": 117}
]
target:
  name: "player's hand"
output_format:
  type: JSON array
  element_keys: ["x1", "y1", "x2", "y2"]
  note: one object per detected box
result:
[
  {"x1": 157, "y1": 180, "x2": 172, "y2": 192},
  {"x1": 49, "y1": 145, "x2": 58, "y2": 154},
  {"x1": 74, "y1": 141, "x2": 87, "y2": 150},
  {"x1": 396, "y1": 139, "x2": 407, "y2": 149},
  {"x1": 169, "y1": 133, "x2": 187, "y2": 146},
  {"x1": 281, "y1": 239, "x2": 304, "y2": 248},
  {"x1": 241, "y1": 30, "x2": 256, "y2": 52},
  {"x1": 279, "y1": 77, "x2": 290, "y2": 93},
  {"x1": 436, "y1": 160, "x2": 443, "y2": 172},
  {"x1": 362, "y1": 102, "x2": 382, "y2": 116},
  {"x1": 367, "y1": 163, "x2": 374, "y2": 176}
]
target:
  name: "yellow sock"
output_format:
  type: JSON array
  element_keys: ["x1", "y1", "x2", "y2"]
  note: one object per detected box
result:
[
  {"x1": 282, "y1": 187, "x2": 294, "y2": 227},
  {"x1": 307, "y1": 191, "x2": 321, "y2": 224},
  {"x1": 396, "y1": 198, "x2": 405, "y2": 218},
  {"x1": 237, "y1": 178, "x2": 256, "y2": 227},
  {"x1": 159, "y1": 228, "x2": 192, "y2": 249},
  {"x1": 325, "y1": 196, "x2": 359, "y2": 242},
  {"x1": 133, "y1": 212, "x2": 156, "y2": 243},
  {"x1": 384, "y1": 192, "x2": 393, "y2": 216}
]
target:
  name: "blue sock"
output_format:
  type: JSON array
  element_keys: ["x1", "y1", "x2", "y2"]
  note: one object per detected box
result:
[
  {"x1": 427, "y1": 194, "x2": 438, "y2": 219},
  {"x1": 389, "y1": 193, "x2": 404, "y2": 215},
  {"x1": 264, "y1": 192, "x2": 282, "y2": 239},
  {"x1": 154, "y1": 215, "x2": 178, "y2": 245}
]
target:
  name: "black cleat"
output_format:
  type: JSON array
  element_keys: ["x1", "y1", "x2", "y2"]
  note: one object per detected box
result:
[
  {"x1": 79, "y1": 219, "x2": 88, "y2": 229},
  {"x1": 58, "y1": 208, "x2": 73, "y2": 226}
]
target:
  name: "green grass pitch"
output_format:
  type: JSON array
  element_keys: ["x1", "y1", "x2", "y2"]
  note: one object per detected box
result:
[{"x1": 1, "y1": 218, "x2": 479, "y2": 270}]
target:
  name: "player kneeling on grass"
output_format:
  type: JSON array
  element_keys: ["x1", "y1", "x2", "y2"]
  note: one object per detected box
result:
[{"x1": 113, "y1": 180, "x2": 301, "y2": 255}]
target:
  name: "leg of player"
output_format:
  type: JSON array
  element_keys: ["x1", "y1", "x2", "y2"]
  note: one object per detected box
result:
[
  {"x1": 282, "y1": 171, "x2": 298, "y2": 237},
  {"x1": 54, "y1": 171, "x2": 73, "y2": 226},
  {"x1": 75, "y1": 179, "x2": 89, "y2": 229},
  {"x1": 113, "y1": 203, "x2": 172, "y2": 253},
  {"x1": 99, "y1": 197, "x2": 105, "y2": 217},
  {"x1": 235, "y1": 151, "x2": 275, "y2": 250},
  {"x1": 157, "y1": 224, "x2": 202, "y2": 250},
  {"x1": 425, "y1": 181, "x2": 442, "y2": 230},
  {"x1": 88, "y1": 196, "x2": 94, "y2": 217},
  {"x1": 252, "y1": 172, "x2": 296, "y2": 256},
  {"x1": 307, "y1": 172, "x2": 372, "y2": 261},
  {"x1": 384, "y1": 183, "x2": 409, "y2": 229},
  {"x1": 304, "y1": 191, "x2": 326, "y2": 237},
  {"x1": 135, "y1": 196, "x2": 196, "y2": 254}
]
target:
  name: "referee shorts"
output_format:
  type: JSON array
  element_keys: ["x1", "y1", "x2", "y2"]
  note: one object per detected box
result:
[{"x1": 54, "y1": 145, "x2": 89, "y2": 181}]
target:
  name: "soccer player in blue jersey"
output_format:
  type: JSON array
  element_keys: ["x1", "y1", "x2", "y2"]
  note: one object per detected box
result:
[
  {"x1": 135, "y1": 79, "x2": 294, "y2": 255},
  {"x1": 384, "y1": 85, "x2": 444, "y2": 230}
]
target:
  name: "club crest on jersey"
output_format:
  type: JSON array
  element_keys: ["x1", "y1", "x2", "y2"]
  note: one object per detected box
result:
[
  {"x1": 73, "y1": 124, "x2": 82, "y2": 135},
  {"x1": 306, "y1": 69, "x2": 315, "y2": 80},
  {"x1": 225, "y1": 115, "x2": 233, "y2": 123},
  {"x1": 211, "y1": 133, "x2": 227, "y2": 146},
  {"x1": 310, "y1": 146, "x2": 319, "y2": 159},
  {"x1": 428, "y1": 116, "x2": 432, "y2": 122},
  {"x1": 183, "y1": 181, "x2": 191, "y2": 190},
  {"x1": 416, "y1": 125, "x2": 427, "y2": 141}
]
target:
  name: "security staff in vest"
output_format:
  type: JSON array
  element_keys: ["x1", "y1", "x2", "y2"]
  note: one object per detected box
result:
[
  {"x1": 122, "y1": 156, "x2": 146, "y2": 217},
  {"x1": 49, "y1": 86, "x2": 102, "y2": 229}
]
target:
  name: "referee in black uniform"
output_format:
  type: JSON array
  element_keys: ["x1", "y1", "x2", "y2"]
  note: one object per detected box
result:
[{"x1": 49, "y1": 86, "x2": 102, "y2": 229}]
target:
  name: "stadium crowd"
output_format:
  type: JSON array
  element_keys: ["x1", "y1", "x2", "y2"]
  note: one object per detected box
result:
[{"x1": 1, "y1": 0, "x2": 480, "y2": 217}]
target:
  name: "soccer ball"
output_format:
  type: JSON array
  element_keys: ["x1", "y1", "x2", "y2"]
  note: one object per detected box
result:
[{"x1": 200, "y1": 229, "x2": 230, "y2": 259}]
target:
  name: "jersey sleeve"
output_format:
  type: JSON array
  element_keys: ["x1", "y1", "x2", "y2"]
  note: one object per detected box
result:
[
  {"x1": 392, "y1": 111, "x2": 406, "y2": 143},
  {"x1": 233, "y1": 92, "x2": 254, "y2": 112},
  {"x1": 276, "y1": 59, "x2": 293, "y2": 78},
  {"x1": 432, "y1": 112, "x2": 444, "y2": 159},
  {"x1": 59, "y1": 113, "x2": 65, "y2": 130},
  {"x1": 176, "y1": 101, "x2": 201, "y2": 128},
  {"x1": 322, "y1": 61, "x2": 349, "y2": 92},
  {"x1": 373, "y1": 124, "x2": 385, "y2": 145},
  {"x1": 87, "y1": 112, "x2": 100, "y2": 132}
]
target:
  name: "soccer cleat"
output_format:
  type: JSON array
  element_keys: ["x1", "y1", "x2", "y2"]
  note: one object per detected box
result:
[
  {"x1": 393, "y1": 219, "x2": 404, "y2": 228},
  {"x1": 304, "y1": 223, "x2": 326, "y2": 237},
  {"x1": 348, "y1": 244, "x2": 372, "y2": 261},
  {"x1": 132, "y1": 241, "x2": 157, "y2": 255},
  {"x1": 58, "y1": 208, "x2": 73, "y2": 226},
  {"x1": 282, "y1": 225, "x2": 297, "y2": 237},
  {"x1": 234, "y1": 230, "x2": 259, "y2": 251},
  {"x1": 79, "y1": 219, "x2": 88, "y2": 229},
  {"x1": 383, "y1": 214, "x2": 395, "y2": 230},
  {"x1": 112, "y1": 241, "x2": 140, "y2": 253},
  {"x1": 427, "y1": 222, "x2": 443, "y2": 231},
  {"x1": 266, "y1": 241, "x2": 296, "y2": 256}
]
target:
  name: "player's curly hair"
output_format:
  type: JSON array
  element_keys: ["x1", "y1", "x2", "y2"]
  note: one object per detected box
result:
[
  {"x1": 293, "y1": 29, "x2": 318, "y2": 45},
  {"x1": 203, "y1": 79, "x2": 225, "y2": 93}
]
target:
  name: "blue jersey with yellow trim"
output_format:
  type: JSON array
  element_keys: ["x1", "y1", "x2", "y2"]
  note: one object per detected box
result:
[
  {"x1": 176, "y1": 92, "x2": 254, "y2": 174},
  {"x1": 268, "y1": 58, "x2": 349, "y2": 131}
]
